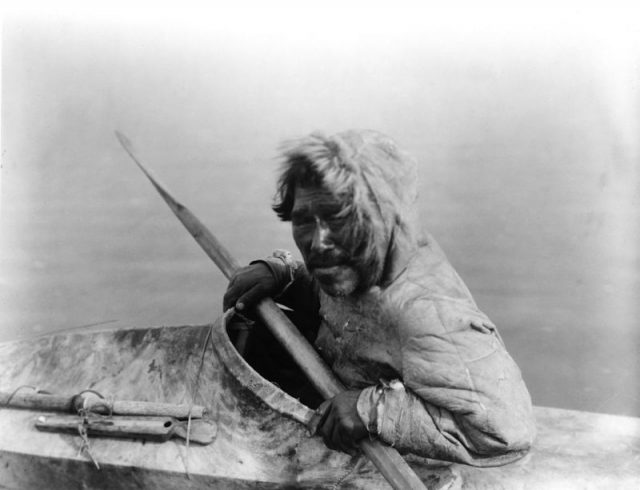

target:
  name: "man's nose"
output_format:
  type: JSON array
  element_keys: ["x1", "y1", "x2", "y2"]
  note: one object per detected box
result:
[{"x1": 310, "y1": 219, "x2": 334, "y2": 252}]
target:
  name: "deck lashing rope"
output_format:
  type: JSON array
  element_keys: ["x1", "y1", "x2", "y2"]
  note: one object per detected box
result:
[{"x1": 183, "y1": 309, "x2": 233, "y2": 477}]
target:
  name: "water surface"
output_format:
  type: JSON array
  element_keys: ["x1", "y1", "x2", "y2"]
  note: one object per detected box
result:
[{"x1": 1, "y1": 17, "x2": 638, "y2": 417}]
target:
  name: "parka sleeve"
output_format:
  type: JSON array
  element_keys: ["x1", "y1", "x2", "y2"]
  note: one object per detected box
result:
[{"x1": 356, "y1": 298, "x2": 536, "y2": 466}]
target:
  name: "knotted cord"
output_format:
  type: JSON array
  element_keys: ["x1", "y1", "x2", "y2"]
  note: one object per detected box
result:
[{"x1": 183, "y1": 308, "x2": 235, "y2": 477}]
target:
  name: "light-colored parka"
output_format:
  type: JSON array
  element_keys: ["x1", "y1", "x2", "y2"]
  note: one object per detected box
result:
[{"x1": 266, "y1": 130, "x2": 536, "y2": 466}]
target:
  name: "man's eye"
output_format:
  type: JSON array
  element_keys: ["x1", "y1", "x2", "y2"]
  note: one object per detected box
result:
[
  {"x1": 327, "y1": 216, "x2": 347, "y2": 228},
  {"x1": 292, "y1": 215, "x2": 314, "y2": 226}
]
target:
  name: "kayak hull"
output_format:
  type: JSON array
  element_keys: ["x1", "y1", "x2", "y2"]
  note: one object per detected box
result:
[{"x1": 0, "y1": 322, "x2": 638, "y2": 489}]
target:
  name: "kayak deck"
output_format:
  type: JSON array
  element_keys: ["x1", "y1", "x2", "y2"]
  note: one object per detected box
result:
[{"x1": 0, "y1": 323, "x2": 638, "y2": 489}]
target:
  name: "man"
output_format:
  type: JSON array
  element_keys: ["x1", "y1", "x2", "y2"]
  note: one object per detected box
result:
[{"x1": 224, "y1": 130, "x2": 535, "y2": 465}]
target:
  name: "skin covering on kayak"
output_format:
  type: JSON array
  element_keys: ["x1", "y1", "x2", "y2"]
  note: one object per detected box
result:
[{"x1": 0, "y1": 323, "x2": 639, "y2": 489}]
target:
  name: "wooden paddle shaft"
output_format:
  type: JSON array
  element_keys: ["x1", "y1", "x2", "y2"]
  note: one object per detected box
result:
[
  {"x1": 117, "y1": 131, "x2": 428, "y2": 490},
  {"x1": 256, "y1": 300, "x2": 428, "y2": 490}
]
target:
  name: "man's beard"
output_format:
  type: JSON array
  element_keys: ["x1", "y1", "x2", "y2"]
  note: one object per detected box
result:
[
  {"x1": 311, "y1": 264, "x2": 360, "y2": 296},
  {"x1": 306, "y1": 249, "x2": 381, "y2": 297}
]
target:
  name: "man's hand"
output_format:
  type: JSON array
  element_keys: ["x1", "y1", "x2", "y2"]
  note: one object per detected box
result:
[
  {"x1": 309, "y1": 390, "x2": 368, "y2": 455},
  {"x1": 223, "y1": 262, "x2": 280, "y2": 312}
]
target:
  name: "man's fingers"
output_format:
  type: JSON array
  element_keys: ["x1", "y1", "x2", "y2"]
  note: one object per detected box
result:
[
  {"x1": 331, "y1": 421, "x2": 354, "y2": 454},
  {"x1": 312, "y1": 404, "x2": 346, "y2": 453},
  {"x1": 222, "y1": 262, "x2": 279, "y2": 311},
  {"x1": 222, "y1": 287, "x2": 239, "y2": 311},
  {"x1": 223, "y1": 274, "x2": 245, "y2": 310},
  {"x1": 308, "y1": 393, "x2": 367, "y2": 454},
  {"x1": 319, "y1": 412, "x2": 338, "y2": 451},
  {"x1": 308, "y1": 400, "x2": 331, "y2": 435},
  {"x1": 236, "y1": 284, "x2": 268, "y2": 311}
]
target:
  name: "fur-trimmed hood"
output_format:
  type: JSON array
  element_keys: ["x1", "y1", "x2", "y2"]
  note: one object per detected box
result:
[
  {"x1": 279, "y1": 129, "x2": 421, "y2": 287},
  {"x1": 273, "y1": 131, "x2": 536, "y2": 465}
]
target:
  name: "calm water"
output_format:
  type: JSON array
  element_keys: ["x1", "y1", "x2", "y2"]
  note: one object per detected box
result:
[{"x1": 1, "y1": 18, "x2": 638, "y2": 417}]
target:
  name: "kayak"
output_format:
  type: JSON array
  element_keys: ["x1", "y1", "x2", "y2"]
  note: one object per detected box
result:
[{"x1": 1, "y1": 319, "x2": 639, "y2": 489}]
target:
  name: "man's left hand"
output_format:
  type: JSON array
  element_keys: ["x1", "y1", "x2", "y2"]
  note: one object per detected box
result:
[{"x1": 308, "y1": 390, "x2": 368, "y2": 455}]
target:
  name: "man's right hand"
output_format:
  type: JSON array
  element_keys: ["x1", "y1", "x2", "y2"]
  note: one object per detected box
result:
[{"x1": 223, "y1": 262, "x2": 280, "y2": 312}]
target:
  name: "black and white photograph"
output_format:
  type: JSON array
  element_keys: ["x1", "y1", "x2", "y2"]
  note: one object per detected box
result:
[{"x1": 1, "y1": 3, "x2": 638, "y2": 488}]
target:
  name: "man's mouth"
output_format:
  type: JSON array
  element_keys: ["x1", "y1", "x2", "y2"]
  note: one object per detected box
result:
[
  {"x1": 307, "y1": 255, "x2": 348, "y2": 271},
  {"x1": 308, "y1": 255, "x2": 350, "y2": 270},
  {"x1": 308, "y1": 262, "x2": 360, "y2": 296},
  {"x1": 312, "y1": 264, "x2": 346, "y2": 274}
]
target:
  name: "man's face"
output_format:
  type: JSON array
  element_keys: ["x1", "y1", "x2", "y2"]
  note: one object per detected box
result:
[{"x1": 291, "y1": 185, "x2": 361, "y2": 297}]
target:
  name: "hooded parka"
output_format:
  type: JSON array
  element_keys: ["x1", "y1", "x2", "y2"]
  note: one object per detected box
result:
[{"x1": 262, "y1": 130, "x2": 536, "y2": 465}]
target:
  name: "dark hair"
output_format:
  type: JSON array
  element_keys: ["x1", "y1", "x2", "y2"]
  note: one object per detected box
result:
[{"x1": 272, "y1": 156, "x2": 324, "y2": 221}]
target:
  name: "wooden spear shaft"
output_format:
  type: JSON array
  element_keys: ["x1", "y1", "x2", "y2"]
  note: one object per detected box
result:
[
  {"x1": 0, "y1": 391, "x2": 206, "y2": 419},
  {"x1": 116, "y1": 131, "x2": 428, "y2": 490}
]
